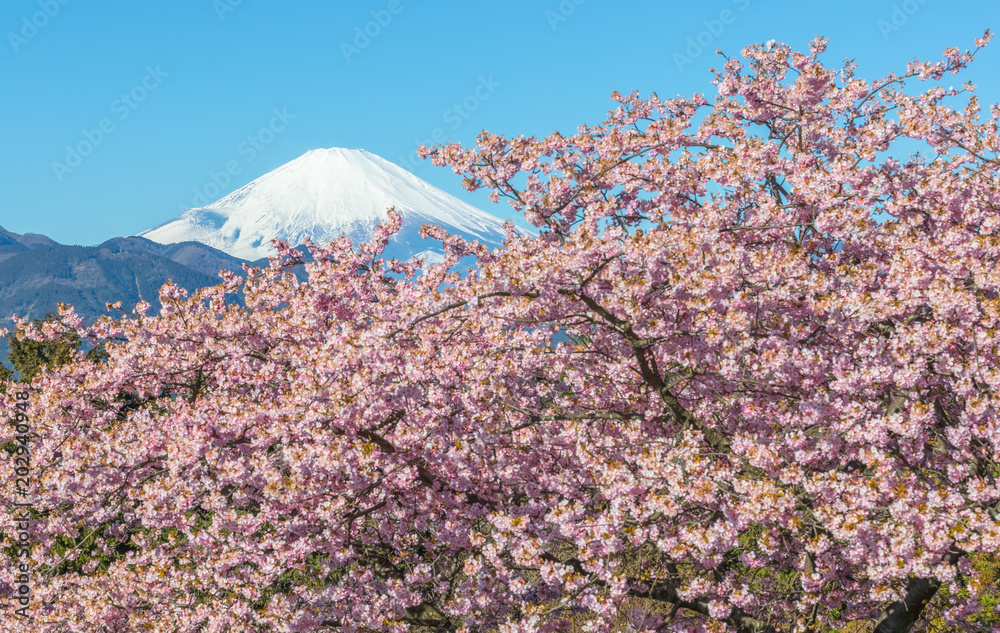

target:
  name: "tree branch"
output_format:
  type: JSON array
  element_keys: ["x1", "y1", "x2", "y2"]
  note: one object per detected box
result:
[{"x1": 871, "y1": 549, "x2": 963, "y2": 633}]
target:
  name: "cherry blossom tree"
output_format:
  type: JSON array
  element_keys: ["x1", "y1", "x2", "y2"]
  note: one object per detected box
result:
[{"x1": 3, "y1": 34, "x2": 1000, "y2": 632}]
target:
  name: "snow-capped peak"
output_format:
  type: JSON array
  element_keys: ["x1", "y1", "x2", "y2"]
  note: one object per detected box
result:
[{"x1": 139, "y1": 148, "x2": 518, "y2": 262}]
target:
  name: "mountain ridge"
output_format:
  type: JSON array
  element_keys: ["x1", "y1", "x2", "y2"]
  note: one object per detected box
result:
[{"x1": 0, "y1": 235, "x2": 250, "y2": 340}]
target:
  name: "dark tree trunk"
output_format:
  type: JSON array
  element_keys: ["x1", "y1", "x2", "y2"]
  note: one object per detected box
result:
[{"x1": 871, "y1": 550, "x2": 962, "y2": 633}]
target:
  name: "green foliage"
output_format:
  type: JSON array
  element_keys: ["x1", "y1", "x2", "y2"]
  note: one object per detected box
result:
[
  {"x1": 924, "y1": 553, "x2": 1000, "y2": 631},
  {"x1": 39, "y1": 520, "x2": 141, "y2": 578},
  {"x1": 4, "y1": 312, "x2": 80, "y2": 383},
  {"x1": 1, "y1": 311, "x2": 109, "y2": 385}
]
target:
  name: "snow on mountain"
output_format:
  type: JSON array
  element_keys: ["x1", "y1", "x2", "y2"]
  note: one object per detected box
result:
[{"x1": 139, "y1": 148, "x2": 520, "y2": 262}]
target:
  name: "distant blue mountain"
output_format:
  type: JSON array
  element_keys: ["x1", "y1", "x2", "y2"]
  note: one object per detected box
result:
[{"x1": 0, "y1": 227, "x2": 251, "y2": 359}]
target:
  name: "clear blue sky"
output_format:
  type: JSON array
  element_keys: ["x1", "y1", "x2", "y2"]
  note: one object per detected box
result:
[{"x1": 2, "y1": 0, "x2": 998, "y2": 246}]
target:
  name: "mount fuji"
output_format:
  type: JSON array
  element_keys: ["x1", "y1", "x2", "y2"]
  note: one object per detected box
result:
[{"x1": 138, "y1": 148, "x2": 521, "y2": 263}]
